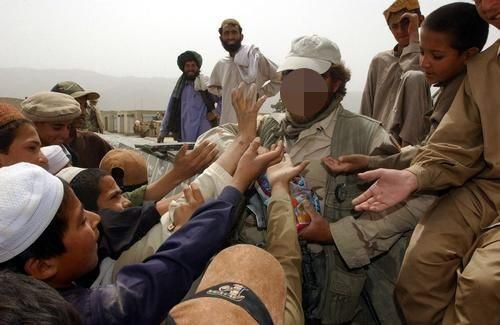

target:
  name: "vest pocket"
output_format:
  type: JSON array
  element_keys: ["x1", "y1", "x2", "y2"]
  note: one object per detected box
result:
[{"x1": 320, "y1": 247, "x2": 367, "y2": 324}]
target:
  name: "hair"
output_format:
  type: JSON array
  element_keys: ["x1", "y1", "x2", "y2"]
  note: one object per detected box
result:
[
  {"x1": 70, "y1": 168, "x2": 109, "y2": 212},
  {"x1": 0, "y1": 119, "x2": 34, "y2": 154},
  {"x1": 0, "y1": 271, "x2": 83, "y2": 325},
  {"x1": 326, "y1": 62, "x2": 351, "y2": 99},
  {"x1": 218, "y1": 23, "x2": 242, "y2": 35},
  {"x1": 0, "y1": 181, "x2": 72, "y2": 274},
  {"x1": 423, "y1": 2, "x2": 489, "y2": 52}
]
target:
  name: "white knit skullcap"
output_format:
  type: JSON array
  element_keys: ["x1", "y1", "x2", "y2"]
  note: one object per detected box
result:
[
  {"x1": 41, "y1": 145, "x2": 70, "y2": 175},
  {"x1": 0, "y1": 163, "x2": 64, "y2": 263},
  {"x1": 56, "y1": 167, "x2": 86, "y2": 183}
]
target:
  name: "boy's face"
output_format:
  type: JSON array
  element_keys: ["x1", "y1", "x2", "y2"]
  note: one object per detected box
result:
[
  {"x1": 97, "y1": 175, "x2": 132, "y2": 212},
  {"x1": 475, "y1": 0, "x2": 500, "y2": 29},
  {"x1": 419, "y1": 28, "x2": 469, "y2": 85},
  {"x1": 0, "y1": 123, "x2": 48, "y2": 168},
  {"x1": 34, "y1": 121, "x2": 73, "y2": 146},
  {"x1": 387, "y1": 10, "x2": 412, "y2": 47},
  {"x1": 52, "y1": 188, "x2": 100, "y2": 284}
]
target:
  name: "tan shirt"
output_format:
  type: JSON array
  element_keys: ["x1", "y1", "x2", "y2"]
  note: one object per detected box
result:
[
  {"x1": 209, "y1": 49, "x2": 281, "y2": 124},
  {"x1": 361, "y1": 42, "x2": 430, "y2": 145},
  {"x1": 408, "y1": 40, "x2": 500, "y2": 210}
]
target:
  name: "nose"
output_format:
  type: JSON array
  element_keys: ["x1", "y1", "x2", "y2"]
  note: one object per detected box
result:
[
  {"x1": 420, "y1": 54, "x2": 431, "y2": 69},
  {"x1": 87, "y1": 210, "x2": 101, "y2": 229},
  {"x1": 38, "y1": 151, "x2": 49, "y2": 165},
  {"x1": 122, "y1": 197, "x2": 132, "y2": 209}
]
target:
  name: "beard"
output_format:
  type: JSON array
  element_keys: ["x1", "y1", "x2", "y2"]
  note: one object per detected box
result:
[
  {"x1": 184, "y1": 70, "x2": 200, "y2": 80},
  {"x1": 221, "y1": 39, "x2": 242, "y2": 53}
]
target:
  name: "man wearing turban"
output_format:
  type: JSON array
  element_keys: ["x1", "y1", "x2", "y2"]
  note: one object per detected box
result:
[{"x1": 158, "y1": 51, "x2": 221, "y2": 142}]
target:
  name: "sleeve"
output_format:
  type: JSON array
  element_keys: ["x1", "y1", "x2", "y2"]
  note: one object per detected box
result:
[
  {"x1": 360, "y1": 59, "x2": 377, "y2": 117},
  {"x1": 367, "y1": 145, "x2": 420, "y2": 170},
  {"x1": 258, "y1": 56, "x2": 281, "y2": 97},
  {"x1": 88, "y1": 186, "x2": 242, "y2": 325},
  {"x1": 123, "y1": 185, "x2": 147, "y2": 207},
  {"x1": 367, "y1": 124, "x2": 401, "y2": 157},
  {"x1": 330, "y1": 194, "x2": 437, "y2": 268},
  {"x1": 399, "y1": 42, "x2": 421, "y2": 72},
  {"x1": 265, "y1": 191, "x2": 304, "y2": 325},
  {"x1": 208, "y1": 62, "x2": 223, "y2": 97},
  {"x1": 407, "y1": 78, "x2": 485, "y2": 191},
  {"x1": 160, "y1": 96, "x2": 175, "y2": 136}
]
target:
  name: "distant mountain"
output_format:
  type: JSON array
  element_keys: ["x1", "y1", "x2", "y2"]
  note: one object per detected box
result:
[{"x1": 0, "y1": 67, "x2": 362, "y2": 113}]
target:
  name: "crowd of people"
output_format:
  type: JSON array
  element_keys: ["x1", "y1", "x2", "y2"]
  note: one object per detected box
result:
[{"x1": 0, "y1": 0, "x2": 499, "y2": 324}]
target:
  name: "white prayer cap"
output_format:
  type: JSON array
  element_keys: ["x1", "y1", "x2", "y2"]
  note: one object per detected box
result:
[
  {"x1": 0, "y1": 163, "x2": 64, "y2": 263},
  {"x1": 56, "y1": 166, "x2": 86, "y2": 184},
  {"x1": 41, "y1": 145, "x2": 70, "y2": 175}
]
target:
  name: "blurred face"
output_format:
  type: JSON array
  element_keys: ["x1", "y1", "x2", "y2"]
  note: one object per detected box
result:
[
  {"x1": 420, "y1": 28, "x2": 470, "y2": 85},
  {"x1": 34, "y1": 121, "x2": 73, "y2": 145},
  {"x1": 53, "y1": 189, "x2": 100, "y2": 284},
  {"x1": 97, "y1": 175, "x2": 132, "y2": 212},
  {"x1": 0, "y1": 123, "x2": 48, "y2": 167},
  {"x1": 220, "y1": 24, "x2": 243, "y2": 53},
  {"x1": 387, "y1": 10, "x2": 411, "y2": 47},
  {"x1": 183, "y1": 60, "x2": 200, "y2": 80},
  {"x1": 475, "y1": 0, "x2": 500, "y2": 28}
]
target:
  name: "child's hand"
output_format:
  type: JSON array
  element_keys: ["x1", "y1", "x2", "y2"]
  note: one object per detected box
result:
[
  {"x1": 173, "y1": 140, "x2": 218, "y2": 179},
  {"x1": 172, "y1": 184, "x2": 205, "y2": 231},
  {"x1": 321, "y1": 154, "x2": 369, "y2": 175},
  {"x1": 231, "y1": 82, "x2": 266, "y2": 139},
  {"x1": 267, "y1": 153, "x2": 309, "y2": 189},
  {"x1": 232, "y1": 138, "x2": 284, "y2": 192}
]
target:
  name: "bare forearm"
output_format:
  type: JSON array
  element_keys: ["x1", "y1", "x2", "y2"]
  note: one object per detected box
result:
[
  {"x1": 144, "y1": 170, "x2": 185, "y2": 201},
  {"x1": 216, "y1": 135, "x2": 253, "y2": 176}
]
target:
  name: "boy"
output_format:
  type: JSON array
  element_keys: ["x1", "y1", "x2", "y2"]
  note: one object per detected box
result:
[
  {"x1": 352, "y1": 0, "x2": 500, "y2": 322},
  {"x1": 324, "y1": 2, "x2": 488, "y2": 174},
  {"x1": 361, "y1": 0, "x2": 431, "y2": 146}
]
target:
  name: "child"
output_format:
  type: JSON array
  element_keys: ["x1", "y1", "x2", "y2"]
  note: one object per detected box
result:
[
  {"x1": 324, "y1": 2, "x2": 489, "y2": 174},
  {"x1": 0, "y1": 102, "x2": 48, "y2": 168}
]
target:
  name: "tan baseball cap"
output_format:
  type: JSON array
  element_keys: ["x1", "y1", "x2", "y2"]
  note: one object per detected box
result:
[
  {"x1": 383, "y1": 0, "x2": 420, "y2": 21},
  {"x1": 21, "y1": 92, "x2": 81, "y2": 123},
  {"x1": 51, "y1": 81, "x2": 100, "y2": 101},
  {"x1": 99, "y1": 149, "x2": 148, "y2": 187}
]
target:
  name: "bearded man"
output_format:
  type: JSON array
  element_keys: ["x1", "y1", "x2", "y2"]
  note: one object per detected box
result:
[
  {"x1": 158, "y1": 51, "x2": 221, "y2": 142},
  {"x1": 209, "y1": 18, "x2": 281, "y2": 124}
]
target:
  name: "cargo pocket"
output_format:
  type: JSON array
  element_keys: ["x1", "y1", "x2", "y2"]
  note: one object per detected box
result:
[{"x1": 320, "y1": 248, "x2": 367, "y2": 324}]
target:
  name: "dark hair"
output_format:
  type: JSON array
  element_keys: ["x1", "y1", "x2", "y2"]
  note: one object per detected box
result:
[
  {"x1": 327, "y1": 63, "x2": 351, "y2": 99},
  {"x1": 0, "y1": 119, "x2": 34, "y2": 154},
  {"x1": 218, "y1": 23, "x2": 243, "y2": 35},
  {"x1": 0, "y1": 271, "x2": 83, "y2": 325},
  {"x1": 423, "y1": 2, "x2": 489, "y2": 52},
  {"x1": 70, "y1": 168, "x2": 109, "y2": 212},
  {"x1": 0, "y1": 181, "x2": 72, "y2": 274}
]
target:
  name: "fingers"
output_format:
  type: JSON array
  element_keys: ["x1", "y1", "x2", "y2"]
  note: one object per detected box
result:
[
  {"x1": 176, "y1": 144, "x2": 188, "y2": 159},
  {"x1": 255, "y1": 94, "x2": 267, "y2": 112},
  {"x1": 292, "y1": 160, "x2": 310, "y2": 176},
  {"x1": 352, "y1": 186, "x2": 376, "y2": 206},
  {"x1": 190, "y1": 183, "x2": 205, "y2": 203},
  {"x1": 357, "y1": 169, "x2": 382, "y2": 182},
  {"x1": 302, "y1": 200, "x2": 319, "y2": 219},
  {"x1": 183, "y1": 185, "x2": 195, "y2": 203}
]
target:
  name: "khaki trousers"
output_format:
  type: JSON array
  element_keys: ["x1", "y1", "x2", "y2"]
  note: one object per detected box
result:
[{"x1": 395, "y1": 182, "x2": 500, "y2": 324}]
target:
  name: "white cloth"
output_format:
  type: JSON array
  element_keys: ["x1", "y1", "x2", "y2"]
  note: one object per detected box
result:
[
  {"x1": 234, "y1": 44, "x2": 260, "y2": 83},
  {"x1": 0, "y1": 163, "x2": 64, "y2": 263},
  {"x1": 194, "y1": 74, "x2": 209, "y2": 92},
  {"x1": 41, "y1": 145, "x2": 70, "y2": 175},
  {"x1": 209, "y1": 45, "x2": 281, "y2": 124},
  {"x1": 56, "y1": 166, "x2": 85, "y2": 183}
]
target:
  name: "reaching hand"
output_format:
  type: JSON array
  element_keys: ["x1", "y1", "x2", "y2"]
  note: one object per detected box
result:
[
  {"x1": 172, "y1": 184, "x2": 205, "y2": 231},
  {"x1": 231, "y1": 82, "x2": 266, "y2": 139},
  {"x1": 267, "y1": 153, "x2": 309, "y2": 188},
  {"x1": 322, "y1": 154, "x2": 369, "y2": 175},
  {"x1": 298, "y1": 200, "x2": 333, "y2": 244},
  {"x1": 352, "y1": 169, "x2": 418, "y2": 212},
  {"x1": 173, "y1": 140, "x2": 218, "y2": 180},
  {"x1": 400, "y1": 12, "x2": 421, "y2": 44},
  {"x1": 232, "y1": 137, "x2": 284, "y2": 192}
]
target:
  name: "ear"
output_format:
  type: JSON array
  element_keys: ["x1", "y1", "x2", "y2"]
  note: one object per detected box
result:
[
  {"x1": 464, "y1": 47, "x2": 480, "y2": 63},
  {"x1": 24, "y1": 257, "x2": 59, "y2": 281},
  {"x1": 331, "y1": 79, "x2": 342, "y2": 94},
  {"x1": 241, "y1": 33, "x2": 244, "y2": 42}
]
